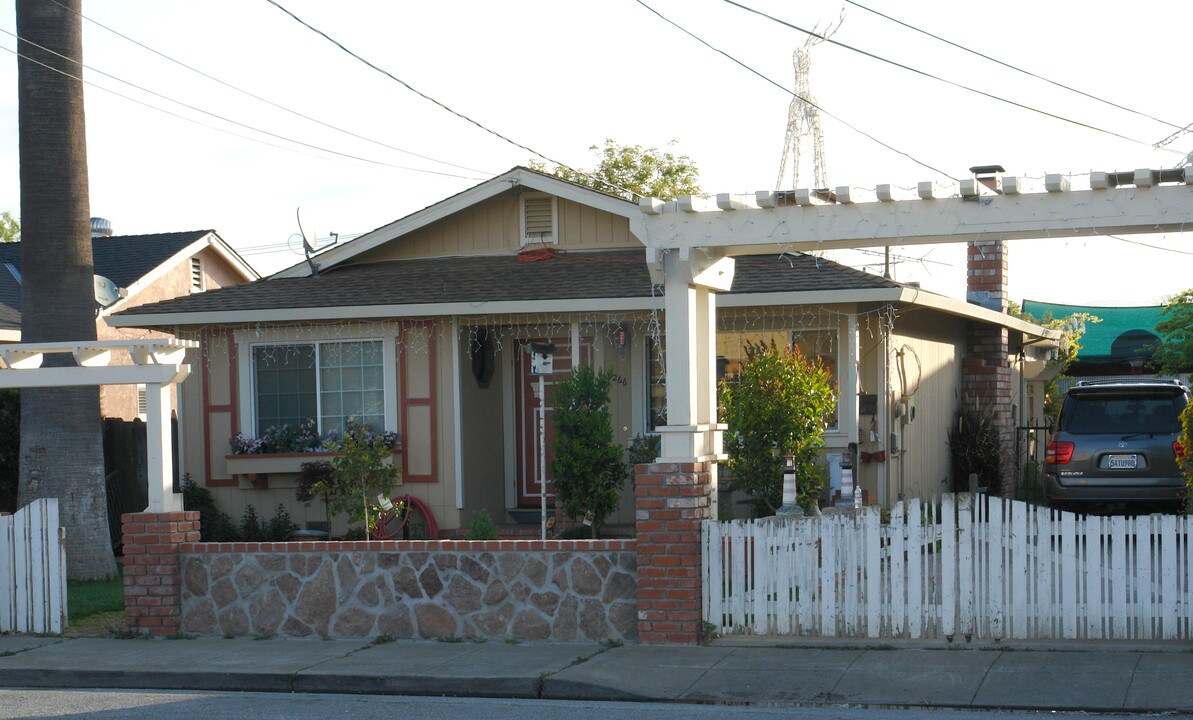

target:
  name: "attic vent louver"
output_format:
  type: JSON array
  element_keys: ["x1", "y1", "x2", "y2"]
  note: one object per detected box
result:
[
  {"x1": 190, "y1": 257, "x2": 204, "y2": 292},
  {"x1": 521, "y1": 193, "x2": 557, "y2": 245}
]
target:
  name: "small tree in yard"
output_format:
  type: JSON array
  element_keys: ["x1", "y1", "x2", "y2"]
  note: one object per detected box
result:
[
  {"x1": 301, "y1": 420, "x2": 401, "y2": 536},
  {"x1": 720, "y1": 341, "x2": 836, "y2": 515},
  {"x1": 551, "y1": 366, "x2": 627, "y2": 538}
]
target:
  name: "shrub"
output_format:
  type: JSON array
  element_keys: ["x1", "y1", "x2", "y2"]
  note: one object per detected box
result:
[
  {"x1": 239, "y1": 504, "x2": 263, "y2": 541},
  {"x1": 264, "y1": 503, "x2": 297, "y2": 541},
  {"x1": 465, "y1": 508, "x2": 500, "y2": 540},
  {"x1": 720, "y1": 340, "x2": 835, "y2": 514},
  {"x1": 947, "y1": 400, "x2": 1006, "y2": 495},
  {"x1": 551, "y1": 366, "x2": 627, "y2": 538},
  {"x1": 1180, "y1": 402, "x2": 1193, "y2": 514},
  {"x1": 181, "y1": 475, "x2": 238, "y2": 541}
]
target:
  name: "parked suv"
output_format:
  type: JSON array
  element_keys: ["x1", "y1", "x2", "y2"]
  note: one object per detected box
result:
[{"x1": 1045, "y1": 379, "x2": 1189, "y2": 511}]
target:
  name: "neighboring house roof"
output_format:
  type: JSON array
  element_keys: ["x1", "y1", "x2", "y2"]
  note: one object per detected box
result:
[
  {"x1": 1021, "y1": 300, "x2": 1164, "y2": 359},
  {"x1": 0, "y1": 230, "x2": 259, "y2": 334},
  {"x1": 110, "y1": 248, "x2": 1055, "y2": 344}
]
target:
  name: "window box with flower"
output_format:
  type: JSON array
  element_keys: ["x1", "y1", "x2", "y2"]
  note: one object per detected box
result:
[{"x1": 226, "y1": 419, "x2": 401, "y2": 488}]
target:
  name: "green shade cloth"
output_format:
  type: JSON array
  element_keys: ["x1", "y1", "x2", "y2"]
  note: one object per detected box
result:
[{"x1": 1021, "y1": 300, "x2": 1165, "y2": 359}]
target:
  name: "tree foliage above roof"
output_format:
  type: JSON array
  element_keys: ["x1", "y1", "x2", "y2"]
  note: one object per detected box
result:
[
  {"x1": 531, "y1": 139, "x2": 701, "y2": 200},
  {"x1": 0, "y1": 212, "x2": 19, "y2": 243}
]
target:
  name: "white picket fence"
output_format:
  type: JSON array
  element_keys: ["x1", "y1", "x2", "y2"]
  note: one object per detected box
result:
[
  {"x1": 703, "y1": 494, "x2": 1193, "y2": 641},
  {"x1": 0, "y1": 499, "x2": 67, "y2": 634}
]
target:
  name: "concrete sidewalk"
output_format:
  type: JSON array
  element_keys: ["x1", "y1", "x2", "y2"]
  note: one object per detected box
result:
[{"x1": 2, "y1": 633, "x2": 1192, "y2": 712}]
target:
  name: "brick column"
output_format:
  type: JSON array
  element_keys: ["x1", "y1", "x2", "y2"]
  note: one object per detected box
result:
[
  {"x1": 122, "y1": 511, "x2": 199, "y2": 636},
  {"x1": 964, "y1": 238, "x2": 1014, "y2": 495},
  {"x1": 634, "y1": 461, "x2": 712, "y2": 644}
]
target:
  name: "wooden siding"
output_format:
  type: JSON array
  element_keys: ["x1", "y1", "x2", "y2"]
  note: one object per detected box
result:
[
  {"x1": 889, "y1": 312, "x2": 964, "y2": 501},
  {"x1": 357, "y1": 191, "x2": 636, "y2": 262}
]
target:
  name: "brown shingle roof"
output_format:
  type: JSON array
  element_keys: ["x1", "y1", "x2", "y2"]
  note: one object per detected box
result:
[{"x1": 115, "y1": 249, "x2": 903, "y2": 320}]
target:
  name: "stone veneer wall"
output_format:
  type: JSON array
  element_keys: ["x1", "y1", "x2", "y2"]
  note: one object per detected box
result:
[{"x1": 179, "y1": 539, "x2": 637, "y2": 642}]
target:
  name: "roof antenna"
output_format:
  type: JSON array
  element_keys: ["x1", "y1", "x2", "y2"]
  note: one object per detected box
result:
[{"x1": 296, "y1": 207, "x2": 319, "y2": 277}]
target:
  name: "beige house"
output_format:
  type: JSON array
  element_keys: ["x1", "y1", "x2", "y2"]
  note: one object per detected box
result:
[
  {"x1": 111, "y1": 168, "x2": 1058, "y2": 535},
  {"x1": 0, "y1": 223, "x2": 258, "y2": 421}
]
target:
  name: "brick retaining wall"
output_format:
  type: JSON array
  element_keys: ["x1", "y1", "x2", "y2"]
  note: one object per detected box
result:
[{"x1": 178, "y1": 539, "x2": 637, "y2": 641}]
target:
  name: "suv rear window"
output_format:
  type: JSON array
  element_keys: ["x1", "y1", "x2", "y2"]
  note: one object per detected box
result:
[{"x1": 1061, "y1": 392, "x2": 1185, "y2": 435}]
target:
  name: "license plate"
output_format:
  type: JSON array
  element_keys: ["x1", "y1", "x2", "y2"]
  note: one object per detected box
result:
[{"x1": 1107, "y1": 454, "x2": 1138, "y2": 469}]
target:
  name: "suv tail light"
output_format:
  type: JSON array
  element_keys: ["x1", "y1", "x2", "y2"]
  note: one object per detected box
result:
[
  {"x1": 1047, "y1": 441, "x2": 1074, "y2": 465},
  {"x1": 1175, "y1": 440, "x2": 1186, "y2": 463}
]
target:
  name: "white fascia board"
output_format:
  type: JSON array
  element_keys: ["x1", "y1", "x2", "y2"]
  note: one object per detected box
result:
[
  {"x1": 272, "y1": 168, "x2": 639, "y2": 279},
  {"x1": 895, "y1": 287, "x2": 1061, "y2": 341},
  {"x1": 720, "y1": 286, "x2": 1059, "y2": 341},
  {"x1": 718, "y1": 287, "x2": 903, "y2": 308},
  {"x1": 100, "y1": 232, "x2": 258, "y2": 317},
  {"x1": 204, "y1": 232, "x2": 261, "y2": 281},
  {"x1": 108, "y1": 296, "x2": 659, "y2": 328}
]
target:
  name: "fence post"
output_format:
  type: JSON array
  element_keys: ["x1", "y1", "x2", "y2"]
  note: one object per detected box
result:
[
  {"x1": 635, "y1": 461, "x2": 713, "y2": 644},
  {"x1": 122, "y1": 511, "x2": 199, "y2": 636}
]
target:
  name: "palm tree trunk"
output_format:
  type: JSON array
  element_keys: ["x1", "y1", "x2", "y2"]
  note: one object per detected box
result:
[{"x1": 16, "y1": 0, "x2": 116, "y2": 580}]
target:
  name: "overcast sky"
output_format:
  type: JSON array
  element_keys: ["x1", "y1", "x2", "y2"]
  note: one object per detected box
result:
[{"x1": 1, "y1": 0, "x2": 1190, "y2": 306}]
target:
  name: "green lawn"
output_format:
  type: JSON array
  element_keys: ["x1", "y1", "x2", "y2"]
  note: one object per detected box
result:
[{"x1": 68, "y1": 571, "x2": 123, "y2": 621}]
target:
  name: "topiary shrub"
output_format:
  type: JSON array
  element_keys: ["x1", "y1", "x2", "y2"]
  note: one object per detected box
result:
[
  {"x1": 551, "y1": 366, "x2": 627, "y2": 538},
  {"x1": 720, "y1": 340, "x2": 836, "y2": 515}
]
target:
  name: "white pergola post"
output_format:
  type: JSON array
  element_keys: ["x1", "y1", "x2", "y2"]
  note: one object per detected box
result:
[
  {"x1": 655, "y1": 250, "x2": 734, "y2": 464},
  {"x1": 143, "y1": 382, "x2": 175, "y2": 512},
  {"x1": 0, "y1": 339, "x2": 196, "y2": 514}
]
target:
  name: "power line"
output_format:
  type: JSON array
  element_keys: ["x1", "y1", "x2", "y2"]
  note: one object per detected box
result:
[
  {"x1": 1105, "y1": 234, "x2": 1193, "y2": 258},
  {"x1": 263, "y1": 0, "x2": 642, "y2": 199},
  {"x1": 46, "y1": 0, "x2": 494, "y2": 178},
  {"x1": 722, "y1": 0, "x2": 1188, "y2": 157},
  {"x1": 844, "y1": 0, "x2": 1188, "y2": 134},
  {"x1": 632, "y1": 0, "x2": 959, "y2": 181},
  {"x1": 2, "y1": 29, "x2": 485, "y2": 180},
  {"x1": 0, "y1": 41, "x2": 320, "y2": 159}
]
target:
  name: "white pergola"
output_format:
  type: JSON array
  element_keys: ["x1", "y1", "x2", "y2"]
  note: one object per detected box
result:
[
  {"x1": 0, "y1": 339, "x2": 196, "y2": 513},
  {"x1": 635, "y1": 169, "x2": 1193, "y2": 467}
]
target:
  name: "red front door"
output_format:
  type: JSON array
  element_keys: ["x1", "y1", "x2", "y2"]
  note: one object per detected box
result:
[{"x1": 514, "y1": 337, "x2": 591, "y2": 508}]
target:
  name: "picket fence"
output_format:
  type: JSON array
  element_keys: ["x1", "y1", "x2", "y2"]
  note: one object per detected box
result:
[
  {"x1": 0, "y1": 499, "x2": 67, "y2": 634},
  {"x1": 703, "y1": 494, "x2": 1193, "y2": 641}
]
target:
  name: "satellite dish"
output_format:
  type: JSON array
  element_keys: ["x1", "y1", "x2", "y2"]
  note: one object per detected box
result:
[{"x1": 94, "y1": 274, "x2": 121, "y2": 307}]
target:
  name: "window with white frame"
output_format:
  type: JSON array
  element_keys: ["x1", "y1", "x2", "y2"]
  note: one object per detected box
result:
[{"x1": 251, "y1": 339, "x2": 385, "y2": 436}]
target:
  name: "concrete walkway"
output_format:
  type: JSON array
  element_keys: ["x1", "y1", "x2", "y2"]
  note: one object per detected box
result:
[{"x1": 2, "y1": 633, "x2": 1191, "y2": 711}]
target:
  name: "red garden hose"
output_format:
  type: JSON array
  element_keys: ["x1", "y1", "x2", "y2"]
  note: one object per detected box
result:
[{"x1": 370, "y1": 494, "x2": 438, "y2": 540}]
